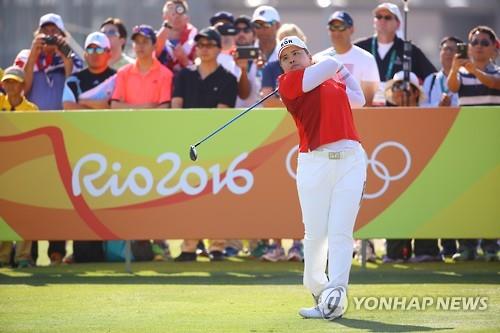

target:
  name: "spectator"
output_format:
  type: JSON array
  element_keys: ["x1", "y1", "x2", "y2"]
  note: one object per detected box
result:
[
  {"x1": 447, "y1": 25, "x2": 499, "y2": 261},
  {"x1": 209, "y1": 11, "x2": 244, "y2": 89},
  {"x1": 63, "y1": 32, "x2": 116, "y2": 110},
  {"x1": 261, "y1": 23, "x2": 306, "y2": 108},
  {"x1": 252, "y1": 5, "x2": 281, "y2": 64},
  {"x1": 233, "y1": 15, "x2": 262, "y2": 108},
  {"x1": 317, "y1": 11, "x2": 379, "y2": 106},
  {"x1": 156, "y1": 0, "x2": 197, "y2": 74},
  {"x1": 448, "y1": 25, "x2": 500, "y2": 105},
  {"x1": 15, "y1": 13, "x2": 83, "y2": 111},
  {"x1": 172, "y1": 27, "x2": 237, "y2": 261},
  {"x1": 14, "y1": 13, "x2": 83, "y2": 265},
  {"x1": 0, "y1": 66, "x2": 38, "y2": 268},
  {"x1": 111, "y1": 25, "x2": 173, "y2": 109},
  {"x1": 355, "y1": 3, "x2": 436, "y2": 106},
  {"x1": 422, "y1": 36, "x2": 462, "y2": 107},
  {"x1": 382, "y1": 71, "x2": 442, "y2": 263},
  {"x1": 100, "y1": 17, "x2": 134, "y2": 70}
]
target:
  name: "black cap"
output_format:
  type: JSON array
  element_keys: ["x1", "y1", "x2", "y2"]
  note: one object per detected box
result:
[
  {"x1": 210, "y1": 11, "x2": 234, "y2": 26},
  {"x1": 234, "y1": 15, "x2": 252, "y2": 28},
  {"x1": 194, "y1": 27, "x2": 222, "y2": 48}
]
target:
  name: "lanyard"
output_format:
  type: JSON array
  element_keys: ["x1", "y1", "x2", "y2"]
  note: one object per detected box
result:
[
  {"x1": 439, "y1": 74, "x2": 448, "y2": 94},
  {"x1": 371, "y1": 37, "x2": 397, "y2": 81}
]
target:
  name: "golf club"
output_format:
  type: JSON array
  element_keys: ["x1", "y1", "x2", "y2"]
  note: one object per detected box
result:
[{"x1": 189, "y1": 88, "x2": 278, "y2": 161}]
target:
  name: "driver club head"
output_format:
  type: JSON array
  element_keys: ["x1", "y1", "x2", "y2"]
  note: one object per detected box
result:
[{"x1": 189, "y1": 145, "x2": 198, "y2": 161}]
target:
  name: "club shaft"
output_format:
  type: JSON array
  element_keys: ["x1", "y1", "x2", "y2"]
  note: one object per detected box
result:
[{"x1": 193, "y1": 88, "x2": 278, "y2": 148}]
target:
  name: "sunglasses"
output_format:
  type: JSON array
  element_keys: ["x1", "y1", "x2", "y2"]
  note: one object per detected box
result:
[
  {"x1": 235, "y1": 27, "x2": 252, "y2": 34},
  {"x1": 101, "y1": 29, "x2": 120, "y2": 37},
  {"x1": 196, "y1": 42, "x2": 218, "y2": 49},
  {"x1": 328, "y1": 23, "x2": 348, "y2": 32},
  {"x1": 469, "y1": 38, "x2": 491, "y2": 47},
  {"x1": 86, "y1": 46, "x2": 106, "y2": 55},
  {"x1": 252, "y1": 21, "x2": 275, "y2": 29},
  {"x1": 391, "y1": 81, "x2": 418, "y2": 93},
  {"x1": 375, "y1": 14, "x2": 394, "y2": 21}
]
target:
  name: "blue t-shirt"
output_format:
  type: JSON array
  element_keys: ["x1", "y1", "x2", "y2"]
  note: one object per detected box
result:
[
  {"x1": 261, "y1": 60, "x2": 283, "y2": 90},
  {"x1": 25, "y1": 53, "x2": 83, "y2": 111}
]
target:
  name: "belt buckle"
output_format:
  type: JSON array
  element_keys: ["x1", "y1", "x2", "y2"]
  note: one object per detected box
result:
[{"x1": 328, "y1": 152, "x2": 342, "y2": 160}]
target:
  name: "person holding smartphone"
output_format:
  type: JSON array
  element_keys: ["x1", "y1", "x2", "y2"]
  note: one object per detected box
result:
[
  {"x1": 447, "y1": 25, "x2": 500, "y2": 106},
  {"x1": 233, "y1": 15, "x2": 261, "y2": 107}
]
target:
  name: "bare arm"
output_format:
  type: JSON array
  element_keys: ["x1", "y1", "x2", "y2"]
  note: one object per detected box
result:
[
  {"x1": 23, "y1": 36, "x2": 45, "y2": 94},
  {"x1": 79, "y1": 99, "x2": 111, "y2": 109},
  {"x1": 63, "y1": 101, "x2": 89, "y2": 110},
  {"x1": 155, "y1": 26, "x2": 169, "y2": 57},
  {"x1": 235, "y1": 58, "x2": 251, "y2": 99},
  {"x1": 360, "y1": 81, "x2": 378, "y2": 107},
  {"x1": 447, "y1": 54, "x2": 463, "y2": 93},
  {"x1": 171, "y1": 97, "x2": 183, "y2": 109},
  {"x1": 466, "y1": 64, "x2": 500, "y2": 89}
]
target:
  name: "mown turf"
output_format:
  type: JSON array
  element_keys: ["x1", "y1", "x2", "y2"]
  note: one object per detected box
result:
[{"x1": 0, "y1": 259, "x2": 499, "y2": 332}]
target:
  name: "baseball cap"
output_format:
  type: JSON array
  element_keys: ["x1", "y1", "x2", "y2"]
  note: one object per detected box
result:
[
  {"x1": 278, "y1": 36, "x2": 308, "y2": 59},
  {"x1": 252, "y1": 5, "x2": 280, "y2": 23},
  {"x1": 131, "y1": 25, "x2": 157, "y2": 44},
  {"x1": 374, "y1": 3, "x2": 403, "y2": 38},
  {"x1": 39, "y1": 13, "x2": 65, "y2": 32},
  {"x1": 1, "y1": 66, "x2": 25, "y2": 83},
  {"x1": 328, "y1": 11, "x2": 354, "y2": 27},
  {"x1": 195, "y1": 27, "x2": 222, "y2": 48},
  {"x1": 234, "y1": 15, "x2": 252, "y2": 28},
  {"x1": 385, "y1": 71, "x2": 425, "y2": 104},
  {"x1": 210, "y1": 11, "x2": 234, "y2": 26},
  {"x1": 84, "y1": 32, "x2": 111, "y2": 49}
]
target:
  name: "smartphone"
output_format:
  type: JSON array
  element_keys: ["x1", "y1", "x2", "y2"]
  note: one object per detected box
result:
[
  {"x1": 456, "y1": 43, "x2": 468, "y2": 59},
  {"x1": 236, "y1": 46, "x2": 259, "y2": 59}
]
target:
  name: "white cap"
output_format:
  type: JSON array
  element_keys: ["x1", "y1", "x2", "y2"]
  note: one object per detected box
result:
[
  {"x1": 385, "y1": 71, "x2": 425, "y2": 104},
  {"x1": 39, "y1": 13, "x2": 65, "y2": 32},
  {"x1": 373, "y1": 3, "x2": 403, "y2": 39},
  {"x1": 278, "y1": 36, "x2": 308, "y2": 59},
  {"x1": 252, "y1": 5, "x2": 280, "y2": 23},
  {"x1": 84, "y1": 32, "x2": 111, "y2": 49}
]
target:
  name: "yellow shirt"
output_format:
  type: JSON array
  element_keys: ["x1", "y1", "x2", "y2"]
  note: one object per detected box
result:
[{"x1": 0, "y1": 94, "x2": 39, "y2": 112}]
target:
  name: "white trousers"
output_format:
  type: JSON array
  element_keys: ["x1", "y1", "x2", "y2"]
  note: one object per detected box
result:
[{"x1": 296, "y1": 145, "x2": 367, "y2": 296}]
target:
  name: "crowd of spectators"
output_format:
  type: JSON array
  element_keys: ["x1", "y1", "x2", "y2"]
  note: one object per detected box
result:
[{"x1": 0, "y1": 1, "x2": 498, "y2": 268}]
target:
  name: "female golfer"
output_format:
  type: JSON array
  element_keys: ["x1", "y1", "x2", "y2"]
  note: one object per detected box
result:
[{"x1": 277, "y1": 36, "x2": 367, "y2": 319}]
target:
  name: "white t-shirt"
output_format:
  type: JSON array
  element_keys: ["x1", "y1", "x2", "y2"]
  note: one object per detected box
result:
[
  {"x1": 377, "y1": 42, "x2": 394, "y2": 59},
  {"x1": 317, "y1": 45, "x2": 380, "y2": 85}
]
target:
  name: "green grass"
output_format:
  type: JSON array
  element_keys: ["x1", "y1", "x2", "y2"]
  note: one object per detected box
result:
[{"x1": 0, "y1": 258, "x2": 499, "y2": 333}]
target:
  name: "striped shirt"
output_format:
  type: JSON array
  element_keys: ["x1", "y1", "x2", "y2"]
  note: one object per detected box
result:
[{"x1": 457, "y1": 63, "x2": 500, "y2": 106}]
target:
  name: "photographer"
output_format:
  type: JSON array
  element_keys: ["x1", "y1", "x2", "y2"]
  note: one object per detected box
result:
[
  {"x1": 14, "y1": 13, "x2": 83, "y2": 111},
  {"x1": 13, "y1": 13, "x2": 82, "y2": 265},
  {"x1": 447, "y1": 25, "x2": 500, "y2": 106}
]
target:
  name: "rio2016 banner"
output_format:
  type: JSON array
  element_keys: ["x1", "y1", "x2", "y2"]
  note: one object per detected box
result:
[{"x1": 0, "y1": 107, "x2": 499, "y2": 240}]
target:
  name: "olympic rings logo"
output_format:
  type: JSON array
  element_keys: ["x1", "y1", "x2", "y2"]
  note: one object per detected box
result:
[{"x1": 285, "y1": 141, "x2": 412, "y2": 200}]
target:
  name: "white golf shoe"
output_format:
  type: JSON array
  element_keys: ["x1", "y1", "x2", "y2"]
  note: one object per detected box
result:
[{"x1": 298, "y1": 305, "x2": 323, "y2": 319}]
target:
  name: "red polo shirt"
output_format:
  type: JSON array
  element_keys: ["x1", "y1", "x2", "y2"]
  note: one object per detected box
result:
[{"x1": 278, "y1": 69, "x2": 360, "y2": 152}]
